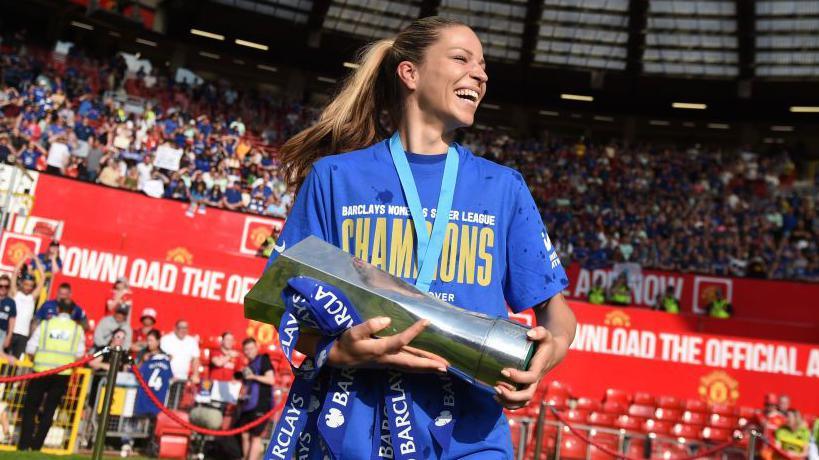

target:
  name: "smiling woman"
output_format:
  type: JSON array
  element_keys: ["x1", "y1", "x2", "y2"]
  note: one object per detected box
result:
[{"x1": 263, "y1": 16, "x2": 576, "y2": 460}]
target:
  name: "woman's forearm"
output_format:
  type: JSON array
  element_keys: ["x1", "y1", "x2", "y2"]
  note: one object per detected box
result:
[{"x1": 534, "y1": 293, "x2": 577, "y2": 363}]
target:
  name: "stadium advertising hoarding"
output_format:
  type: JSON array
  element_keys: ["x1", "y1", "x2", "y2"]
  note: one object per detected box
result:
[
  {"x1": 522, "y1": 303, "x2": 819, "y2": 415},
  {"x1": 563, "y1": 265, "x2": 819, "y2": 342}
]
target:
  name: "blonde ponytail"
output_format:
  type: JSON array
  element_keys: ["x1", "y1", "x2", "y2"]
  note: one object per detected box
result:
[{"x1": 279, "y1": 16, "x2": 465, "y2": 190}]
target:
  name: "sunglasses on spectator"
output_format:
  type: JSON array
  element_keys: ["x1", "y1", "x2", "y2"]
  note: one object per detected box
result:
[{"x1": 0, "y1": 284, "x2": 9, "y2": 289}]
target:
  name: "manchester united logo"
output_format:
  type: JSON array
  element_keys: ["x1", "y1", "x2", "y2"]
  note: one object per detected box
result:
[
  {"x1": 698, "y1": 371, "x2": 739, "y2": 405},
  {"x1": 249, "y1": 226, "x2": 273, "y2": 249},
  {"x1": 604, "y1": 310, "x2": 631, "y2": 328},
  {"x1": 246, "y1": 320, "x2": 279, "y2": 348},
  {"x1": 5, "y1": 242, "x2": 32, "y2": 266},
  {"x1": 165, "y1": 247, "x2": 193, "y2": 265}
]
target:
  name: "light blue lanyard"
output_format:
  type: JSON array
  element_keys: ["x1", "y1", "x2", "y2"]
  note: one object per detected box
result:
[{"x1": 388, "y1": 132, "x2": 459, "y2": 293}]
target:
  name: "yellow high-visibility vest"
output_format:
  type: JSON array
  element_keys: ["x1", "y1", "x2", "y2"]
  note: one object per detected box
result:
[{"x1": 33, "y1": 315, "x2": 82, "y2": 375}]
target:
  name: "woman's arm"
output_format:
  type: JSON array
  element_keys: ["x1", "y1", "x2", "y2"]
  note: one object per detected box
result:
[{"x1": 494, "y1": 293, "x2": 576, "y2": 410}]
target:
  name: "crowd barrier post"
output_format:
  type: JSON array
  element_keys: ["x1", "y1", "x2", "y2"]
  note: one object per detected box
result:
[
  {"x1": 533, "y1": 401, "x2": 548, "y2": 459},
  {"x1": 747, "y1": 428, "x2": 759, "y2": 460},
  {"x1": 91, "y1": 346, "x2": 122, "y2": 460},
  {"x1": 516, "y1": 418, "x2": 531, "y2": 460}
]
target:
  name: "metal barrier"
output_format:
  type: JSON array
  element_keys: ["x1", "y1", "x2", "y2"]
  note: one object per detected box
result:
[{"x1": 0, "y1": 358, "x2": 91, "y2": 455}]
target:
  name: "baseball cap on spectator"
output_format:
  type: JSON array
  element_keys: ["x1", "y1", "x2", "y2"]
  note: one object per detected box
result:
[
  {"x1": 141, "y1": 307, "x2": 157, "y2": 322},
  {"x1": 114, "y1": 304, "x2": 129, "y2": 316}
]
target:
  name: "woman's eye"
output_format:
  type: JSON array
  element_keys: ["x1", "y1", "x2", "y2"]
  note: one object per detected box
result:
[{"x1": 453, "y1": 56, "x2": 467, "y2": 62}]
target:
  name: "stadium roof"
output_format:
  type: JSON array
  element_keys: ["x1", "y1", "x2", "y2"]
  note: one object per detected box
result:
[{"x1": 5, "y1": 0, "x2": 819, "y2": 123}]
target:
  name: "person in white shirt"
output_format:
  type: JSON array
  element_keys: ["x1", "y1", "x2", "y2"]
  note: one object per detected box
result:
[
  {"x1": 9, "y1": 254, "x2": 44, "y2": 358},
  {"x1": 45, "y1": 134, "x2": 70, "y2": 174},
  {"x1": 160, "y1": 320, "x2": 200, "y2": 384}
]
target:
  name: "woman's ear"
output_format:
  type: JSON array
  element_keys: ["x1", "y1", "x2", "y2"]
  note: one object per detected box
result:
[{"x1": 396, "y1": 61, "x2": 418, "y2": 91}]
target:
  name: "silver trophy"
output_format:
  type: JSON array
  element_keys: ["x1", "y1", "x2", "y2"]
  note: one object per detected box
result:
[{"x1": 244, "y1": 236, "x2": 533, "y2": 388}]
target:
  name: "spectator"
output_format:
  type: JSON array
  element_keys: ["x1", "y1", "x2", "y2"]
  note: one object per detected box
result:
[
  {"x1": 707, "y1": 288, "x2": 733, "y2": 319},
  {"x1": 89, "y1": 328, "x2": 128, "y2": 372},
  {"x1": 84, "y1": 136, "x2": 104, "y2": 180},
  {"x1": 32, "y1": 282, "x2": 90, "y2": 331},
  {"x1": 97, "y1": 158, "x2": 122, "y2": 187},
  {"x1": 105, "y1": 277, "x2": 133, "y2": 316},
  {"x1": 8, "y1": 254, "x2": 44, "y2": 358},
  {"x1": 186, "y1": 178, "x2": 208, "y2": 217},
  {"x1": 587, "y1": 278, "x2": 605, "y2": 305},
  {"x1": 657, "y1": 286, "x2": 680, "y2": 314},
  {"x1": 130, "y1": 307, "x2": 159, "y2": 355},
  {"x1": 775, "y1": 410, "x2": 811, "y2": 458},
  {"x1": 222, "y1": 180, "x2": 244, "y2": 211},
  {"x1": 160, "y1": 320, "x2": 201, "y2": 384},
  {"x1": 93, "y1": 304, "x2": 133, "y2": 351},
  {"x1": 209, "y1": 332, "x2": 241, "y2": 382},
  {"x1": 608, "y1": 273, "x2": 632, "y2": 306},
  {"x1": 237, "y1": 338, "x2": 274, "y2": 460},
  {"x1": 0, "y1": 275, "x2": 16, "y2": 353},
  {"x1": 136, "y1": 329, "x2": 165, "y2": 363},
  {"x1": 45, "y1": 132, "x2": 70, "y2": 174},
  {"x1": 34, "y1": 240, "x2": 62, "y2": 300}
]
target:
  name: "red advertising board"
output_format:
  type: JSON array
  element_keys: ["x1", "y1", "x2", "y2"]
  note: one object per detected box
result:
[
  {"x1": 30, "y1": 175, "x2": 278, "y2": 346},
  {"x1": 563, "y1": 265, "x2": 819, "y2": 343},
  {"x1": 527, "y1": 303, "x2": 819, "y2": 415},
  {"x1": 25, "y1": 175, "x2": 819, "y2": 412}
]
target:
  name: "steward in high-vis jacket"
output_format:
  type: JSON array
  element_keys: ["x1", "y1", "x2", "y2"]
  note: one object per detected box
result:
[{"x1": 18, "y1": 299, "x2": 84, "y2": 451}]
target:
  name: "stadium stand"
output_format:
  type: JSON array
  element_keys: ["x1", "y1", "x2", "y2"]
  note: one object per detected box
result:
[{"x1": 1, "y1": 39, "x2": 816, "y2": 282}]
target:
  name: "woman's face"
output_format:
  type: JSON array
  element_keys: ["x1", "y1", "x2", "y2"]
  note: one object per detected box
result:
[
  {"x1": 147, "y1": 334, "x2": 159, "y2": 351},
  {"x1": 112, "y1": 331, "x2": 126, "y2": 346},
  {"x1": 409, "y1": 26, "x2": 488, "y2": 131}
]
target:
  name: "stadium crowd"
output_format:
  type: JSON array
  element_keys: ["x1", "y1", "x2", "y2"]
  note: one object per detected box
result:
[{"x1": 1, "y1": 39, "x2": 817, "y2": 282}]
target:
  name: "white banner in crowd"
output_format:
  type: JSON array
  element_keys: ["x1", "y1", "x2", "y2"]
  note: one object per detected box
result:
[{"x1": 153, "y1": 145, "x2": 183, "y2": 171}]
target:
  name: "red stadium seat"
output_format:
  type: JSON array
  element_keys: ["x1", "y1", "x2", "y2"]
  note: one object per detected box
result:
[
  {"x1": 654, "y1": 408, "x2": 682, "y2": 422},
  {"x1": 738, "y1": 406, "x2": 757, "y2": 419},
  {"x1": 615, "y1": 415, "x2": 642, "y2": 432},
  {"x1": 544, "y1": 394, "x2": 568, "y2": 411},
  {"x1": 566, "y1": 409, "x2": 590, "y2": 424},
  {"x1": 642, "y1": 419, "x2": 673, "y2": 436},
  {"x1": 577, "y1": 397, "x2": 602, "y2": 412},
  {"x1": 681, "y1": 411, "x2": 706, "y2": 426},
  {"x1": 559, "y1": 434, "x2": 588, "y2": 460},
  {"x1": 604, "y1": 389, "x2": 631, "y2": 407},
  {"x1": 656, "y1": 396, "x2": 683, "y2": 410},
  {"x1": 709, "y1": 414, "x2": 738, "y2": 429},
  {"x1": 628, "y1": 404, "x2": 655, "y2": 420},
  {"x1": 588, "y1": 412, "x2": 617, "y2": 428},
  {"x1": 602, "y1": 401, "x2": 626, "y2": 415},
  {"x1": 633, "y1": 392, "x2": 655, "y2": 407},
  {"x1": 671, "y1": 423, "x2": 701, "y2": 441},
  {"x1": 709, "y1": 403, "x2": 737, "y2": 417},
  {"x1": 546, "y1": 381, "x2": 571, "y2": 400},
  {"x1": 684, "y1": 400, "x2": 708, "y2": 413},
  {"x1": 701, "y1": 427, "x2": 732, "y2": 442}
]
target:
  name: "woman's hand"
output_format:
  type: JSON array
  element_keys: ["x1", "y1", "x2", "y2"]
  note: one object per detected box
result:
[
  {"x1": 327, "y1": 317, "x2": 449, "y2": 373},
  {"x1": 493, "y1": 327, "x2": 563, "y2": 410}
]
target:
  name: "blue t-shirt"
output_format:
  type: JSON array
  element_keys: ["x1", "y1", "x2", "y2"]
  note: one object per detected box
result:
[
  {"x1": 0, "y1": 298, "x2": 16, "y2": 334},
  {"x1": 265, "y1": 140, "x2": 568, "y2": 459},
  {"x1": 35, "y1": 300, "x2": 87, "y2": 323},
  {"x1": 20, "y1": 149, "x2": 40, "y2": 169},
  {"x1": 134, "y1": 354, "x2": 173, "y2": 416},
  {"x1": 225, "y1": 188, "x2": 243, "y2": 205}
]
